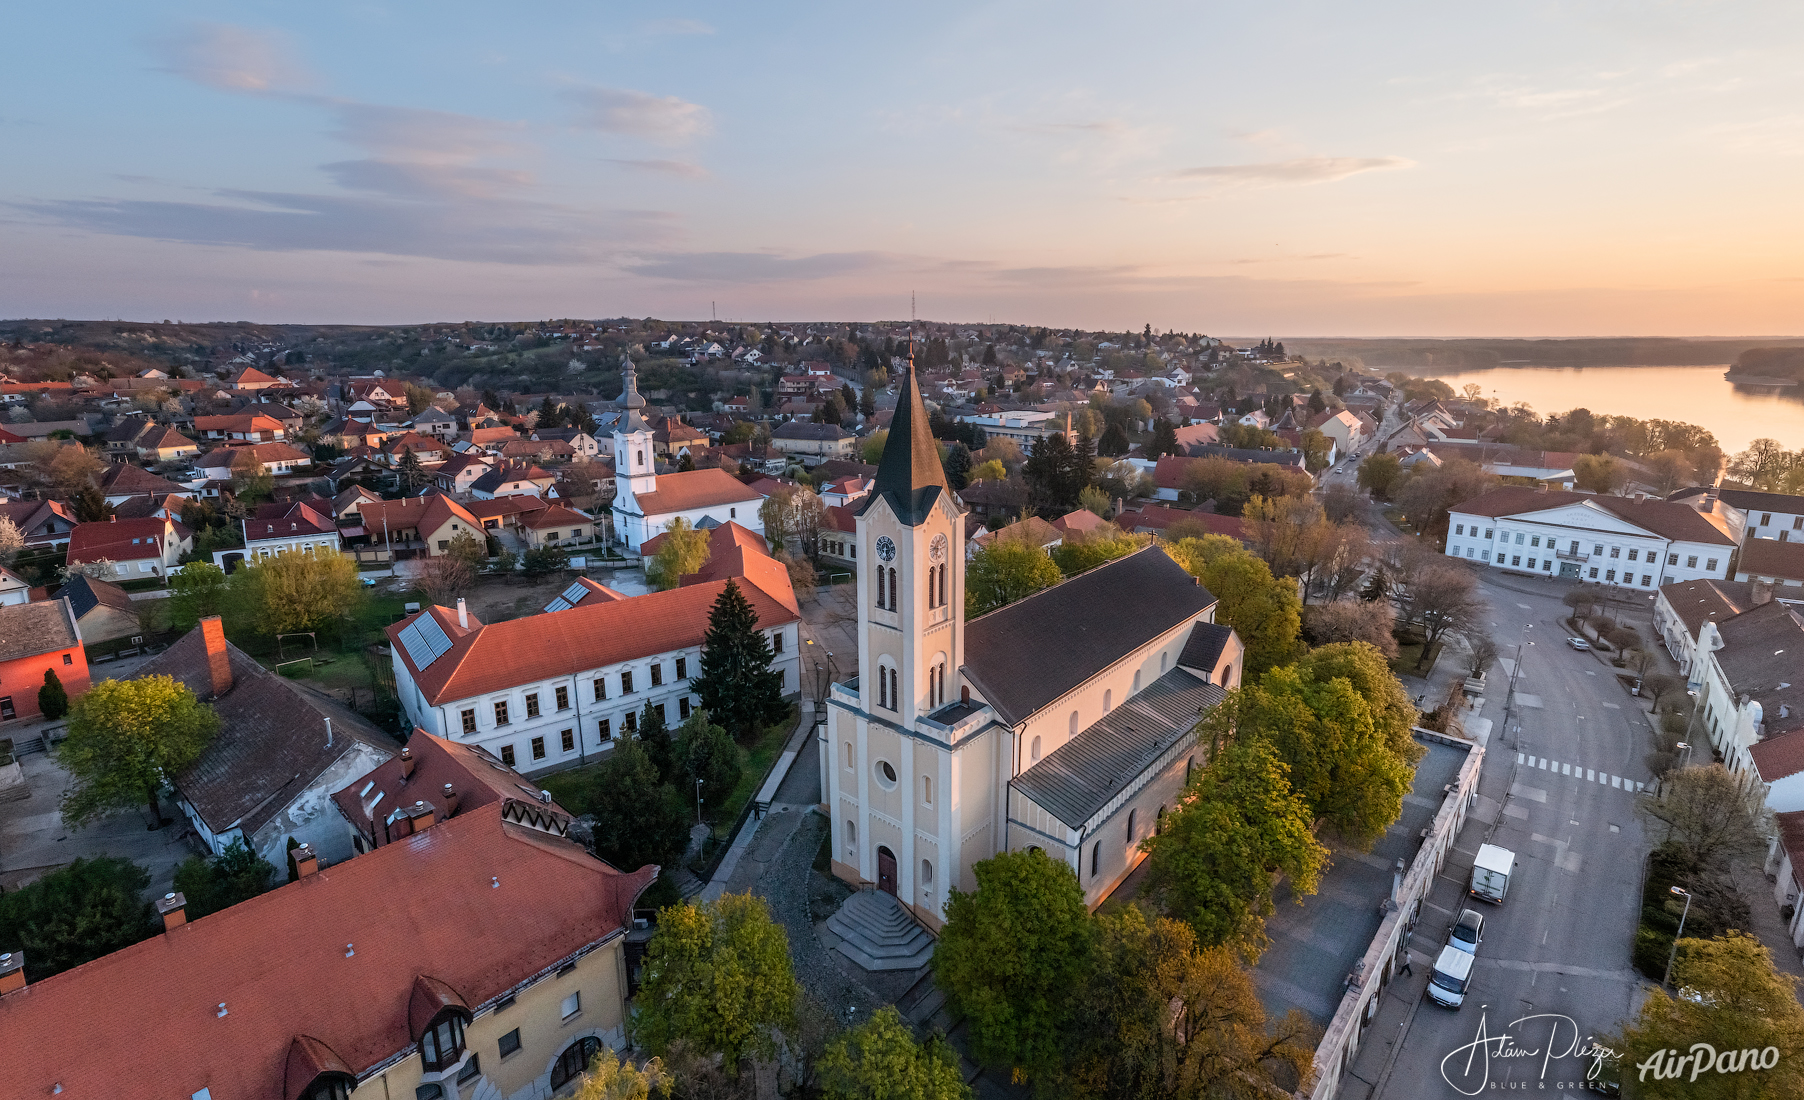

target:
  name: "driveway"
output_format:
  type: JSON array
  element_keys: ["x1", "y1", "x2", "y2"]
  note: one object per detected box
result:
[{"x1": 0, "y1": 750, "x2": 196, "y2": 896}]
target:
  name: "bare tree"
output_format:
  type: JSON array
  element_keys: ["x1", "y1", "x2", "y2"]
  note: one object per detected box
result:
[
  {"x1": 1643, "y1": 673, "x2": 1685, "y2": 710},
  {"x1": 1463, "y1": 634, "x2": 1499, "y2": 678},
  {"x1": 1300, "y1": 600, "x2": 1398, "y2": 657},
  {"x1": 1639, "y1": 764, "x2": 1768, "y2": 871},
  {"x1": 1406, "y1": 562, "x2": 1486, "y2": 670},
  {"x1": 415, "y1": 554, "x2": 476, "y2": 607}
]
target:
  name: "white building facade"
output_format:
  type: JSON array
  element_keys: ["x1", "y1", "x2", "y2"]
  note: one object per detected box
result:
[
  {"x1": 609, "y1": 362, "x2": 765, "y2": 552},
  {"x1": 1445, "y1": 487, "x2": 1738, "y2": 589}
]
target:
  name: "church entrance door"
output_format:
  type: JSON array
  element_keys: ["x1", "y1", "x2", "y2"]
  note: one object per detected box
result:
[{"x1": 876, "y1": 847, "x2": 898, "y2": 895}]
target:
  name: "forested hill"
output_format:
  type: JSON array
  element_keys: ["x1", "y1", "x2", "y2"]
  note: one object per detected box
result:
[
  {"x1": 1734, "y1": 346, "x2": 1804, "y2": 381},
  {"x1": 1282, "y1": 337, "x2": 1804, "y2": 372}
]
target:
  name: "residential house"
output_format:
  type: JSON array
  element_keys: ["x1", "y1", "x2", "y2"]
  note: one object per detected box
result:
[
  {"x1": 66, "y1": 515, "x2": 191, "y2": 580},
  {"x1": 0, "y1": 599, "x2": 89, "y2": 722},
  {"x1": 649, "y1": 415, "x2": 709, "y2": 458},
  {"x1": 467, "y1": 496, "x2": 545, "y2": 537},
  {"x1": 134, "y1": 425, "x2": 201, "y2": 462},
  {"x1": 820, "y1": 475, "x2": 873, "y2": 509},
  {"x1": 466, "y1": 425, "x2": 519, "y2": 450},
  {"x1": 956, "y1": 476, "x2": 1029, "y2": 523},
  {"x1": 98, "y1": 463, "x2": 190, "y2": 507},
  {"x1": 771, "y1": 422, "x2": 858, "y2": 464},
  {"x1": 56, "y1": 573, "x2": 140, "y2": 644},
  {"x1": 499, "y1": 438, "x2": 576, "y2": 465},
  {"x1": 1050, "y1": 508, "x2": 1112, "y2": 539},
  {"x1": 389, "y1": 565, "x2": 799, "y2": 772},
  {"x1": 0, "y1": 500, "x2": 76, "y2": 549},
  {"x1": 383, "y1": 432, "x2": 449, "y2": 467},
  {"x1": 1424, "y1": 442, "x2": 1579, "y2": 488},
  {"x1": 1446, "y1": 486, "x2": 1740, "y2": 587},
  {"x1": 1306, "y1": 409, "x2": 1366, "y2": 455},
  {"x1": 963, "y1": 409, "x2": 1059, "y2": 446},
  {"x1": 217, "y1": 499, "x2": 342, "y2": 569},
  {"x1": 228, "y1": 365, "x2": 280, "y2": 389},
  {"x1": 432, "y1": 452, "x2": 495, "y2": 495},
  {"x1": 1171, "y1": 423, "x2": 1220, "y2": 453},
  {"x1": 354, "y1": 493, "x2": 483, "y2": 558},
  {"x1": 1670, "y1": 485, "x2": 1804, "y2": 544},
  {"x1": 470, "y1": 462, "x2": 556, "y2": 500},
  {"x1": 1116, "y1": 504, "x2": 1246, "y2": 543},
  {"x1": 198, "y1": 442, "x2": 310, "y2": 479},
  {"x1": 518, "y1": 505, "x2": 596, "y2": 550},
  {"x1": 1762, "y1": 811, "x2": 1804, "y2": 948},
  {"x1": 409, "y1": 405, "x2": 458, "y2": 438},
  {"x1": 193, "y1": 413, "x2": 287, "y2": 442},
  {"x1": 0, "y1": 761, "x2": 652, "y2": 1100},
  {"x1": 1654, "y1": 577, "x2": 1754, "y2": 679},
  {"x1": 967, "y1": 515, "x2": 1062, "y2": 559},
  {"x1": 0, "y1": 565, "x2": 29, "y2": 607},
  {"x1": 532, "y1": 428, "x2": 602, "y2": 459},
  {"x1": 1736, "y1": 537, "x2": 1804, "y2": 592},
  {"x1": 1690, "y1": 597, "x2": 1804, "y2": 778},
  {"x1": 143, "y1": 617, "x2": 394, "y2": 865}
]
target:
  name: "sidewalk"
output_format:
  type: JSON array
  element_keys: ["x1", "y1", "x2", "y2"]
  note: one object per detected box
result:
[{"x1": 702, "y1": 704, "x2": 817, "y2": 902}]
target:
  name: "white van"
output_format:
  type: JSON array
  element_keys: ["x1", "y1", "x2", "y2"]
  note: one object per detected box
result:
[
  {"x1": 1426, "y1": 945, "x2": 1474, "y2": 1009},
  {"x1": 1470, "y1": 844, "x2": 1514, "y2": 903}
]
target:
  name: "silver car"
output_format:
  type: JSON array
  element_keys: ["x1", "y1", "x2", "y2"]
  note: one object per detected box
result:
[{"x1": 1449, "y1": 908, "x2": 1484, "y2": 955}]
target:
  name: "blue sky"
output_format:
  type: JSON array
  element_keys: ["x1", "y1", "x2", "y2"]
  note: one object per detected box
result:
[{"x1": 6, "y1": 1, "x2": 1804, "y2": 335}]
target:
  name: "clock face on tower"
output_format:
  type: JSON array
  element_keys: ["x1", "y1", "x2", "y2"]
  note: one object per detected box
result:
[
  {"x1": 929, "y1": 535, "x2": 947, "y2": 562},
  {"x1": 876, "y1": 536, "x2": 897, "y2": 562}
]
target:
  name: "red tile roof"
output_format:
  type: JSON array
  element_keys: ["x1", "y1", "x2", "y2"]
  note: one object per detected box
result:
[
  {"x1": 358, "y1": 493, "x2": 481, "y2": 541},
  {"x1": 519, "y1": 504, "x2": 592, "y2": 530},
  {"x1": 332, "y1": 730, "x2": 570, "y2": 848},
  {"x1": 1740, "y1": 538, "x2": 1804, "y2": 582},
  {"x1": 630, "y1": 468, "x2": 765, "y2": 516},
  {"x1": 1752, "y1": 728, "x2": 1804, "y2": 783},
  {"x1": 0, "y1": 801, "x2": 653, "y2": 1099},
  {"x1": 1451, "y1": 487, "x2": 1737, "y2": 545},
  {"x1": 200, "y1": 442, "x2": 310, "y2": 468},
  {"x1": 195, "y1": 413, "x2": 286, "y2": 433},
  {"x1": 66, "y1": 516, "x2": 181, "y2": 564},
  {"x1": 1051, "y1": 509, "x2": 1111, "y2": 537},
  {"x1": 230, "y1": 365, "x2": 278, "y2": 385},
  {"x1": 389, "y1": 575, "x2": 798, "y2": 706},
  {"x1": 247, "y1": 501, "x2": 336, "y2": 540}
]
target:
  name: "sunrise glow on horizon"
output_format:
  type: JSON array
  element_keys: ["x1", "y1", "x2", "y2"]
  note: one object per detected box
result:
[{"x1": 7, "y1": 1, "x2": 1804, "y2": 336}]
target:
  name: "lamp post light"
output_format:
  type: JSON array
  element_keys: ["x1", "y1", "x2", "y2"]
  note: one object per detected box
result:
[
  {"x1": 1675, "y1": 742, "x2": 1694, "y2": 770},
  {"x1": 695, "y1": 777, "x2": 704, "y2": 825},
  {"x1": 1663, "y1": 886, "x2": 1693, "y2": 988}
]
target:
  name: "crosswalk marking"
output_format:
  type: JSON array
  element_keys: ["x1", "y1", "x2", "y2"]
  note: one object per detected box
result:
[{"x1": 1514, "y1": 752, "x2": 1641, "y2": 794}]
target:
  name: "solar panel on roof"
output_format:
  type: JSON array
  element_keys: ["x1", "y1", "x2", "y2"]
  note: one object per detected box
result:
[
  {"x1": 561, "y1": 580, "x2": 589, "y2": 602},
  {"x1": 543, "y1": 597, "x2": 572, "y2": 613},
  {"x1": 399, "y1": 615, "x2": 452, "y2": 668}
]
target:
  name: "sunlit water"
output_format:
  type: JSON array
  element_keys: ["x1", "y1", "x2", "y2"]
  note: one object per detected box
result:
[{"x1": 1415, "y1": 365, "x2": 1804, "y2": 457}]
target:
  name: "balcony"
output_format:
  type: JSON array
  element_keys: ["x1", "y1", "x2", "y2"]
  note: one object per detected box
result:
[{"x1": 1555, "y1": 549, "x2": 1589, "y2": 562}]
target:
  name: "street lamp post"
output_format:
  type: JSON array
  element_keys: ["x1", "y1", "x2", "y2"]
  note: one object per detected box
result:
[
  {"x1": 1675, "y1": 742, "x2": 1694, "y2": 770},
  {"x1": 1663, "y1": 886, "x2": 1693, "y2": 987},
  {"x1": 695, "y1": 777, "x2": 704, "y2": 825}
]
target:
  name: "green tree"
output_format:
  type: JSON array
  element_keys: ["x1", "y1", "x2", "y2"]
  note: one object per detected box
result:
[
  {"x1": 934, "y1": 848, "x2": 1095, "y2": 1084},
  {"x1": 1066, "y1": 906, "x2": 1317, "y2": 1099},
  {"x1": 1610, "y1": 931, "x2": 1804, "y2": 1098},
  {"x1": 522, "y1": 545, "x2": 571, "y2": 577},
  {"x1": 1308, "y1": 388, "x2": 1327, "y2": 415},
  {"x1": 1051, "y1": 529, "x2": 1148, "y2": 577},
  {"x1": 630, "y1": 892, "x2": 799, "y2": 1071},
  {"x1": 585, "y1": 738, "x2": 692, "y2": 872},
  {"x1": 1357, "y1": 452, "x2": 1403, "y2": 501},
  {"x1": 943, "y1": 442, "x2": 973, "y2": 491},
  {"x1": 58, "y1": 675, "x2": 219, "y2": 826},
  {"x1": 638, "y1": 700, "x2": 677, "y2": 784},
  {"x1": 1078, "y1": 484, "x2": 1112, "y2": 518},
  {"x1": 72, "y1": 485, "x2": 110, "y2": 522},
  {"x1": 861, "y1": 430, "x2": 890, "y2": 465},
  {"x1": 240, "y1": 550, "x2": 364, "y2": 635},
  {"x1": 168, "y1": 561, "x2": 229, "y2": 629},
  {"x1": 968, "y1": 458, "x2": 1007, "y2": 483},
  {"x1": 966, "y1": 538, "x2": 1063, "y2": 617},
  {"x1": 1023, "y1": 432, "x2": 1089, "y2": 513},
  {"x1": 675, "y1": 709, "x2": 741, "y2": 818},
  {"x1": 1097, "y1": 422, "x2": 1130, "y2": 457},
  {"x1": 819, "y1": 1006, "x2": 971, "y2": 1100},
  {"x1": 171, "y1": 837, "x2": 276, "y2": 919},
  {"x1": 37, "y1": 668, "x2": 69, "y2": 720},
  {"x1": 693, "y1": 579, "x2": 787, "y2": 740},
  {"x1": 1147, "y1": 417, "x2": 1181, "y2": 459},
  {"x1": 397, "y1": 447, "x2": 429, "y2": 493},
  {"x1": 1163, "y1": 537, "x2": 1302, "y2": 676},
  {"x1": 647, "y1": 517, "x2": 711, "y2": 590},
  {"x1": 1141, "y1": 740, "x2": 1327, "y2": 956},
  {"x1": 1299, "y1": 429, "x2": 1331, "y2": 474},
  {"x1": 859, "y1": 386, "x2": 875, "y2": 419},
  {"x1": 1573, "y1": 453, "x2": 1627, "y2": 495},
  {"x1": 0, "y1": 857, "x2": 156, "y2": 981}
]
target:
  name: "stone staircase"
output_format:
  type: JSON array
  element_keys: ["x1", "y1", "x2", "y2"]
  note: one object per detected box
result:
[
  {"x1": 825, "y1": 888, "x2": 935, "y2": 971},
  {"x1": 668, "y1": 867, "x2": 707, "y2": 900}
]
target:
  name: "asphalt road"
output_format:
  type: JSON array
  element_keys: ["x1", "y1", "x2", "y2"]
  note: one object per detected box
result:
[{"x1": 1353, "y1": 570, "x2": 1656, "y2": 1099}]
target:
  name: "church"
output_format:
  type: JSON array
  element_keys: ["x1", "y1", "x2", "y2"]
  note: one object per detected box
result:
[
  {"x1": 822, "y1": 359, "x2": 1244, "y2": 927},
  {"x1": 611, "y1": 358, "x2": 765, "y2": 551}
]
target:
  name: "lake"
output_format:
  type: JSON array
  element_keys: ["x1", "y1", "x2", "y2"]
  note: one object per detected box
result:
[{"x1": 1412, "y1": 364, "x2": 1804, "y2": 457}]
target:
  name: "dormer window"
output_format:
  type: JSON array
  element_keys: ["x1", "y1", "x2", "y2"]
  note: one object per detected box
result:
[
  {"x1": 301, "y1": 1079, "x2": 353, "y2": 1100},
  {"x1": 420, "y1": 1010, "x2": 468, "y2": 1070}
]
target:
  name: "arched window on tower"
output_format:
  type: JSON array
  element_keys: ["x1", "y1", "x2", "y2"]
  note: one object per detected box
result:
[
  {"x1": 888, "y1": 567, "x2": 897, "y2": 611},
  {"x1": 889, "y1": 667, "x2": 900, "y2": 711},
  {"x1": 1103, "y1": 689, "x2": 1113, "y2": 713},
  {"x1": 939, "y1": 561, "x2": 947, "y2": 607},
  {"x1": 874, "y1": 567, "x2": 886, "y2": 610}
]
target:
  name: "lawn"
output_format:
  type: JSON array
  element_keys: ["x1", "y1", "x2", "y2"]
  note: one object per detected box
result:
[{"x1": 1389, "y1": 638, "x2": 1441, "y2": 681}]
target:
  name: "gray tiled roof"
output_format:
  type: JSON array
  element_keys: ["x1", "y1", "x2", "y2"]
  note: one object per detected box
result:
[
  {"x1": 1010, "y1": 667, "x2": 1226, "y2": 829},
  {"x1": 0, "y1": 599, "x2": 79, "y2": 663},
  {"x1": 964, "y1": 547, "x2": 1216, "y2": 726},
  {"x1": 141, "y1": 627, "x2": 393, "y2": 835},
  {"x1": 1178, "y1": 620, "x2": 1234, "y2": 672}
]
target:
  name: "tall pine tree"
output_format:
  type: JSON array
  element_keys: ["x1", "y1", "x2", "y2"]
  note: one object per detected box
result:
[
  {"x1": 694, "y1": 579, "x2": 786, "y2": 741},
  {"x1": 397, "y1": 448, "x2": 428, "y2": 493},
  {"x1": 639, "y1": 699, "x2": 677, "y2": 784}
]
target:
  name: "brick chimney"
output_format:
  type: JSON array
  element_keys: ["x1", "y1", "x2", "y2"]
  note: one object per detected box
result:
[
  {"x1": 155, "y1": 891, "x2": 187, "y2": 932},
  {"x1": 293, "y1": 843, "x2": 318, "y2": 878},
  {"x1": 0, "y1": 951, "x2": 24, "y2": 995},
  {"x1": 443, "y1": 782, "x2": 459, "y2": 817},
  {"x1": 399, "y1": 746, "x2": 415, "y2": 779},
  {"x1": 403, "y1": 800, "x2": 436, "y2": 831},
  {"x1": 1753, "y1": 578, "x2": 1775, "y2": 607},
  {"x1": 457, "y1": 597, "x2": 468, "y2": 629},
  {"x1": 200, "y1": 616, "x2": 232, "y2": 697}
]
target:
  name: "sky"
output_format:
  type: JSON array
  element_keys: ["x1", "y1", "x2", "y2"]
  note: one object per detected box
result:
[{"x1": 6, "y1": 1, "x2": 1804, "y2": 336}]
